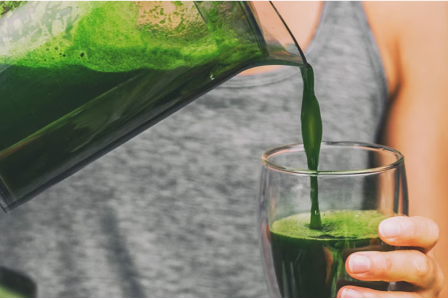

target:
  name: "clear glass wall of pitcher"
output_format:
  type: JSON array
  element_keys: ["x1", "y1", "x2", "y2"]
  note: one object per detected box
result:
[{"x1": 0, "y1": 2, "x2": 306, "y2": 211}]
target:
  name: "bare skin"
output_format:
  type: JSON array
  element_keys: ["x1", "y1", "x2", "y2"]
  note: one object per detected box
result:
[{"x1": 241, "y1": 1, "x2": 448, "y2": 297}]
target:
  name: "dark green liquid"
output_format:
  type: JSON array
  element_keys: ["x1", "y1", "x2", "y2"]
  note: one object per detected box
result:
[
  {"x1": 300, "y1": 64, "x2": 323, "y2": 229},
  {"x1": 270, "y1": 210, "x2": 392, "y2": 298},
  {"x1": 0, "y1": 64, "x2": 222, "y2": 200}
]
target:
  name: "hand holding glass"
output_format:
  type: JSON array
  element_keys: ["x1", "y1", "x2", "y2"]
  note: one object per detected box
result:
[{"x1": 257, "y1": 142, "x2": 408, "y2": 298}]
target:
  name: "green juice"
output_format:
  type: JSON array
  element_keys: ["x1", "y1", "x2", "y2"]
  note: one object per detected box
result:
[
  {"x1": 0, "y1": 2, "x2": 264, "y2": 208},
  {"x1": 270, "y1": 210, "x2": 393, "y2": 298},
  {"x1": 300, "y1": 64, "x2": 323, "y2": 229}
]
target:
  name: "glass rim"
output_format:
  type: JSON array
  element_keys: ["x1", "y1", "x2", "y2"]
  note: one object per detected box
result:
[{"x1": 261, "y1": 141, "x2": 405, "y2": 176}]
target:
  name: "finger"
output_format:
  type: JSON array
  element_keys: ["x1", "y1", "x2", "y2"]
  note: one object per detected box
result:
[
  {"x1": 346, "y1": 250, "x2": 437, "y2": 288},
  {"x1": 338, "y1": 286, "x2": 420, "y2": 298},
  {"x1": 379, "y1": 216, "x2": 439, "y2": 251},
  {"x1": 342, "y1": 243, "x2": 394, "y2": 262}
]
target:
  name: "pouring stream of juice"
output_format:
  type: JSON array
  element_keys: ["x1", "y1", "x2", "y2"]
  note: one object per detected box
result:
[
  {"x1": 270, "y1": 2, "x2": 323, "y2": 229},
  {"x1": 300, "y1": 64, "x2": 323, "y2": 229}
]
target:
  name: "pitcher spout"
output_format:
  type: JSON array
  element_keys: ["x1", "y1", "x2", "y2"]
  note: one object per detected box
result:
[
  {"x1": 242, "y1": 1, "x2": 307, "y2": 67},
  {"x1": 194, "y1": 1, "x2": 307, "y2": 70}
]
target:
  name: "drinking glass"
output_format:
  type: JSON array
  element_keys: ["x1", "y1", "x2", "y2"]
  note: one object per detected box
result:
[{"x1": 258, "y1": 142, "x2": 408, "y2": 298}]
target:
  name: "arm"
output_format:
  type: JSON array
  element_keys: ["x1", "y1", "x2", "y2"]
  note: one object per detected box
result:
[
  {"x1": 339, "y1": 2, "x2": 448, "y2": 297},
  {"x1": 384, "y1": 2, "x2": 448, "y2": 296}
]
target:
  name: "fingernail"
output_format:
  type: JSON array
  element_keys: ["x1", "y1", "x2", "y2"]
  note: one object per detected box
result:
[
  {"x1": 341, "y1": 288, "x2": 363, "y2": 298},
  {"x1": 379, "y1": 219, "x2": 401, "y2": 238},
  {"x1": 348, "y1": 254, "x2": 370, "y2": 273}
]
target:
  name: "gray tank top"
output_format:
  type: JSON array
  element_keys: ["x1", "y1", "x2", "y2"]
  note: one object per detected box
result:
[{"x1": 0, "y1": 2, "x2": 387, "y2": 297}]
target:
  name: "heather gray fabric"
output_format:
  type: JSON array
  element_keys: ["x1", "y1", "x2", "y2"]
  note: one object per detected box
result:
[{"x1": 0, "y1": 2, "x2": 387, "y2": 297}]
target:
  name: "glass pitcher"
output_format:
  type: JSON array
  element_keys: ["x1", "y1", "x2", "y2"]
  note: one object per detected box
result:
[{"x1": 0, "y1": 1, "x2": 306, "y2": 211}]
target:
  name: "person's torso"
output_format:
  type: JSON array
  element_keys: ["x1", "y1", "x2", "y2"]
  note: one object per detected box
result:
[{"x1": 0, "y1": 2, "x2": 387, "y2": 297}]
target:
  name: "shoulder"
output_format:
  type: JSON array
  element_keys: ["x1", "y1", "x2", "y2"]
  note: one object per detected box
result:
[{"x1": 363, "y1": 2, "x2": 448, "y2": 100}]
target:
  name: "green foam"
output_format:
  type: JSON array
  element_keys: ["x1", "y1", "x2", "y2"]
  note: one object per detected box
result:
[
  {"x1": 0, "y1": 2, "x2": 252, "y2": 72},
  {"x1": 0, "y1": 1, "x2": 25, "y2": 16},
  {"x1": 271, "y1": 210, "x2": 387, "y2": 240}
]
